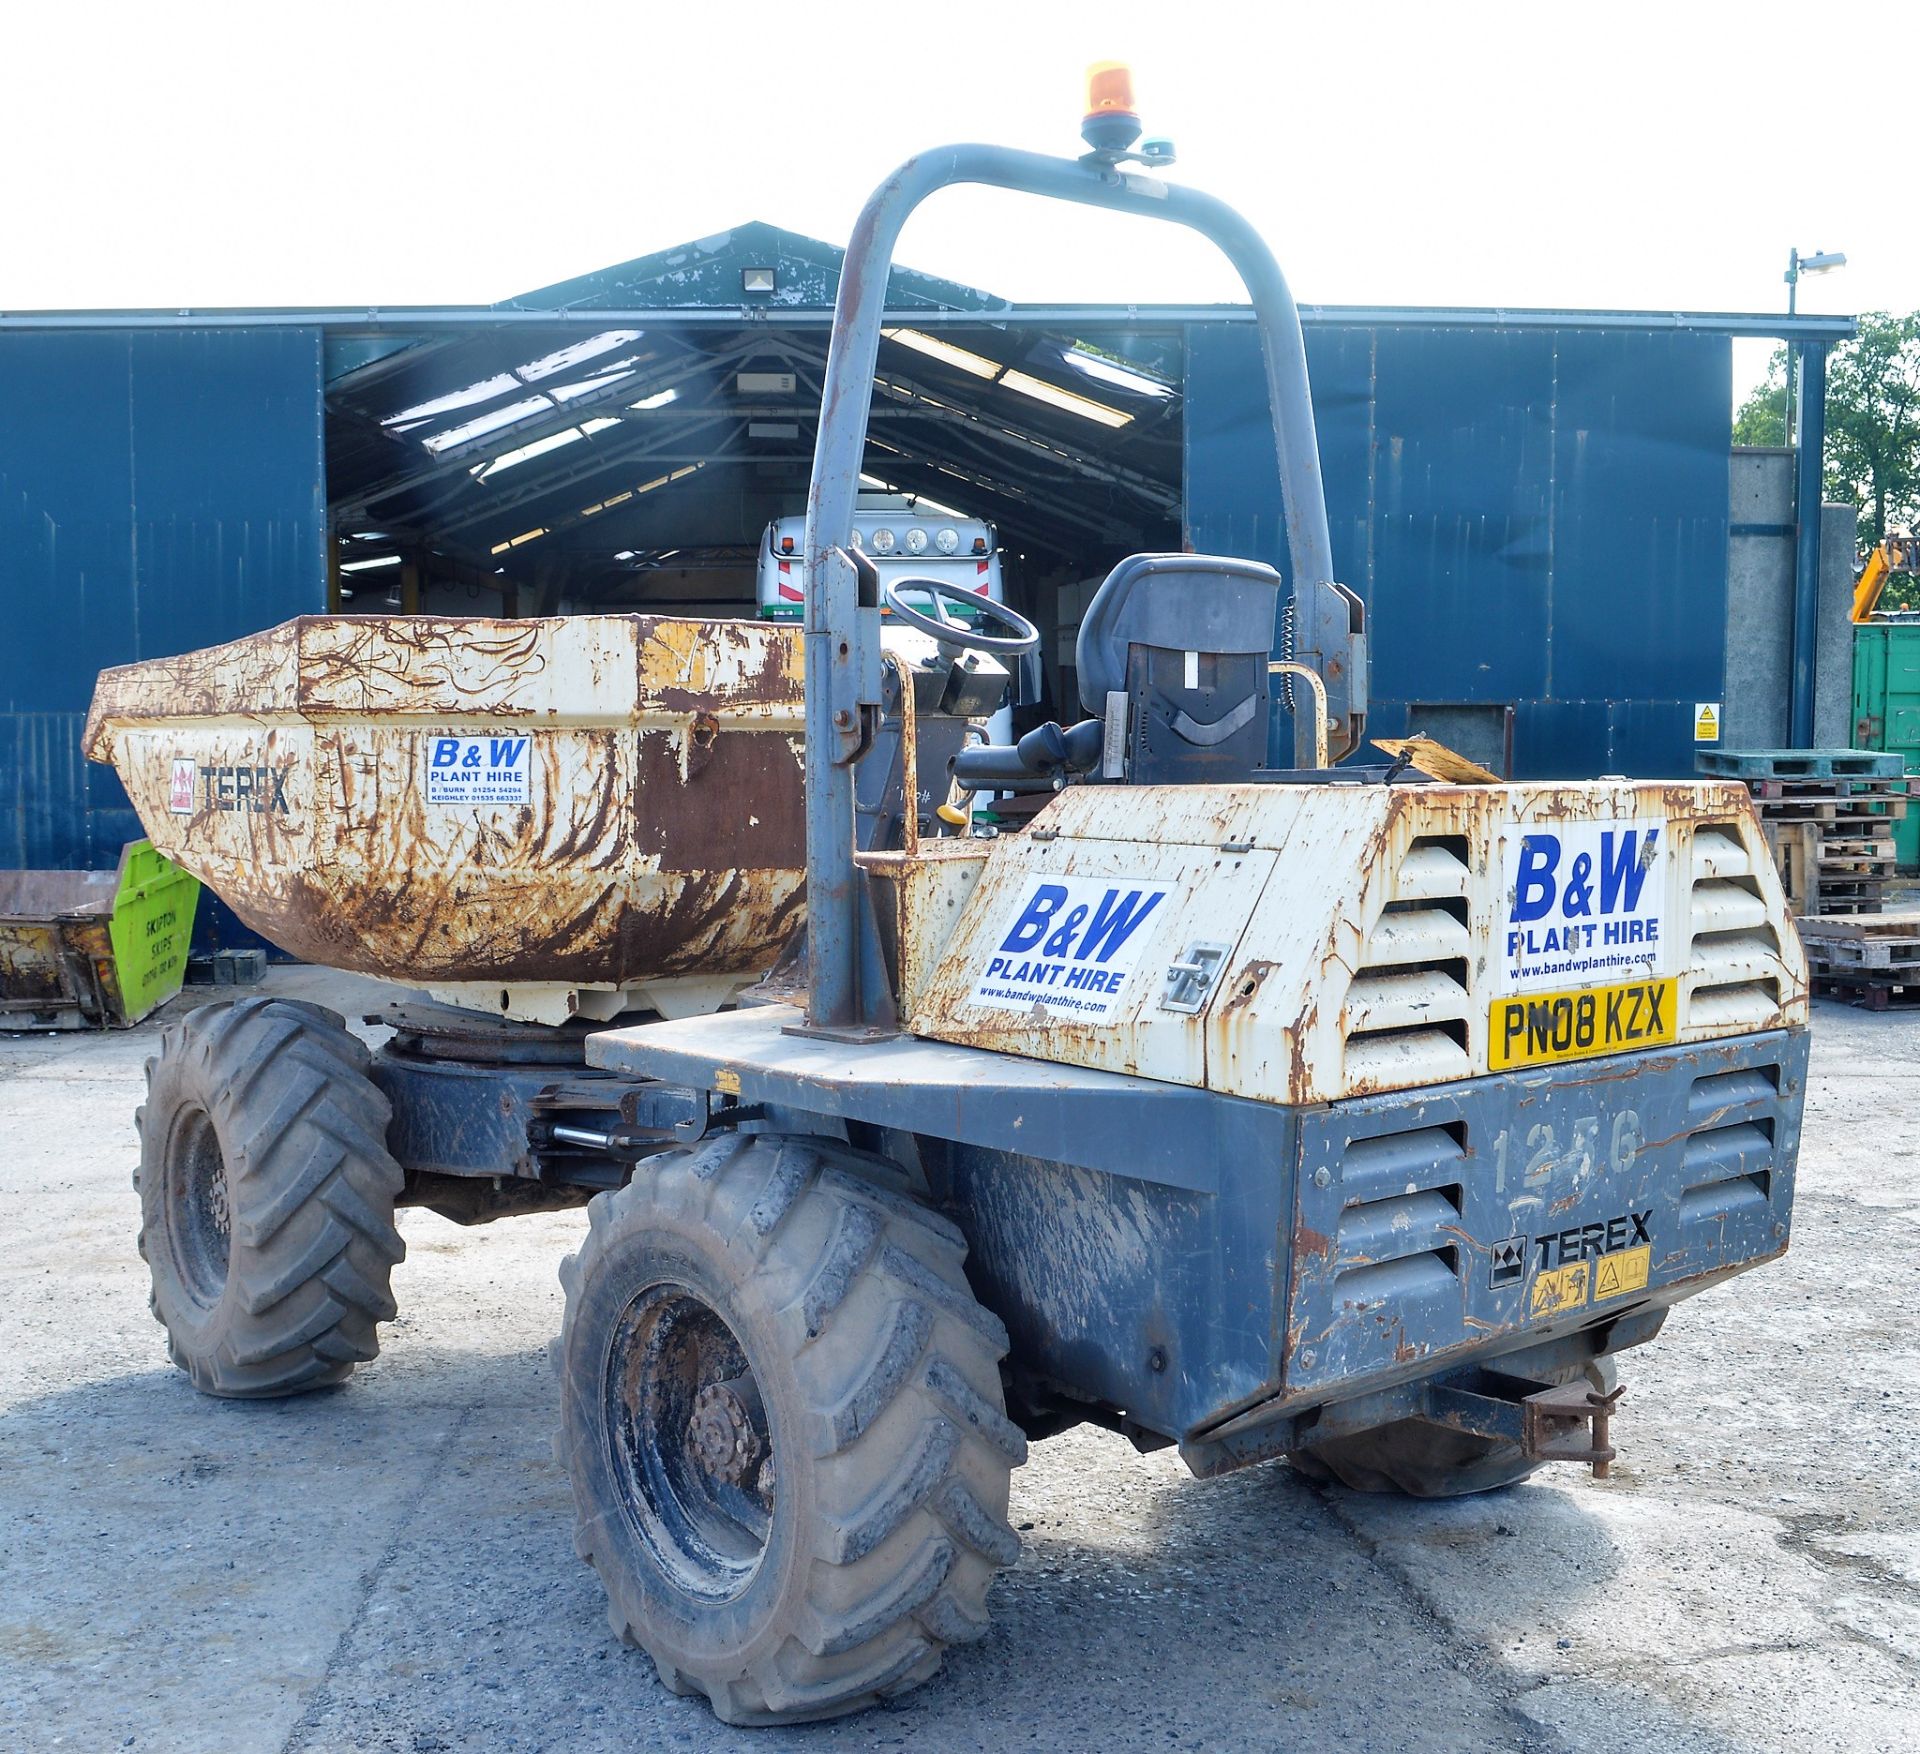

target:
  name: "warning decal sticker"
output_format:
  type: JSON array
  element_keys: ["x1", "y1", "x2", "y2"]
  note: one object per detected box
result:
[
  {"x1": 967, "y1": 872, "x2": 1173, "y2": 1022},
  {"x1": 1520, "y1": 1211, "x2": 1657, "y2": 1320},
  {"x1": 425, "y1": 735, "x2": 534, "y2": 806},
  {"x1": 1529, "y1": 1262, "x2": 1591, "y2": 1319},
  {"x1": 1593, "y1": 1244, "x2": 1652, "y2": 1303}
]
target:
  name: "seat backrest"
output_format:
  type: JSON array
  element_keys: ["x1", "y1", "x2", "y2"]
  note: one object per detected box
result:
[
  {"x1": 1073, "y1": 553, "x2": 1283, "y2": 783},
  {"x1": 1075, "y1": 554, "x2": 1282, "y2": 714}
]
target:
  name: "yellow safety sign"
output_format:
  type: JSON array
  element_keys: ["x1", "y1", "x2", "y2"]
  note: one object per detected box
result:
[
  {"x1": 1592, "y1": 1244, "x2": 1652, "y2": 1303},
  {"x1": 1694, "y1": 702, "x2": 1721, "y2": 742},
  {"x1": 1529, "y1": 1261, "x2": 1591, "y2": 1319}
]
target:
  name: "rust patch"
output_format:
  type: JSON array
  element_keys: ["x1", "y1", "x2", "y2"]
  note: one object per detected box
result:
[
  {"x1": 1223, "y1": 960, "x2": 1275, "y2": 1012},
  {"x1": 1292, "y1": 1222, "x2": 1334, "y2": 1265},
  {"x1": 298, "y1": 617, "x2": 554, "y2": 717},
  {"x1": 633, "y1": 730, "x2": 806, "y2": 875},
  {"x1": 640, "y1": 618, "x2": 804, "y2": 716}
]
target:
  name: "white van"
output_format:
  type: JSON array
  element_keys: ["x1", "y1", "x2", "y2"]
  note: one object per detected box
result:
[
  {"x1": 756, "y1": 493, "x2": 1004, "y2": 623},
  {"x1": 758, "y1": 494, "x2": 1018, "y2": 750}
]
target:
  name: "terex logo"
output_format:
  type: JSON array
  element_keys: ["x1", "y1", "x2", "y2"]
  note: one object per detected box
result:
[
  {"x1": 1534, "y1": 1210, "x2": 1652, "y2": 1269},
  {"x1": 200, "y1": 764, "x2": 290, "y2": 814},
  {"x1": 969, "y1": 874, "x2": 1174, "y2": 1022}
]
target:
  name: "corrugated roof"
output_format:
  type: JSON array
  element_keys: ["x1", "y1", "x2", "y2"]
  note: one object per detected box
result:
[
  {"x1": 0, "y1": 223, "x2": 1849, "y2": 605},
  {"x1": 323, "y1": 225, "x2": 1186, "y2": 591}
]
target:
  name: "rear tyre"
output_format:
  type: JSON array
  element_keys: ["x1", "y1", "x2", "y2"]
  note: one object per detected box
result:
[
  {"x1": 1287, "y1": 1420, "x2": 1540, "y2": 1497},
  {"x1": 136, "y1": 997, "x2": 405, "y2": 1398},
  {"x1": 557, "y1": 1132, "x2": 1024, "y2": 1725}
]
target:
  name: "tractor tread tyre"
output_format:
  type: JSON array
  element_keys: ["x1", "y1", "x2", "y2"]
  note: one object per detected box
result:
[
  {"x1": 557, "y1": 1132, "x2": 1024, "y2": 1727},
  {"x1": 136, "y1": 996, "x2": 405, "y2": 1399},
  {"x1": 1288, "y1": 1418, "x2": 1541, "y2": 1498}
]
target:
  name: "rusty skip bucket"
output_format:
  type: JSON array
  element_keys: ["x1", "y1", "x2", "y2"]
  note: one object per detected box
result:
[
  {"x1": 0, "y1": 840, "x2": 200, "y2": 1030},
  {"x1": 84, "y1": 615, "x2": 807, "y2": 1024}
]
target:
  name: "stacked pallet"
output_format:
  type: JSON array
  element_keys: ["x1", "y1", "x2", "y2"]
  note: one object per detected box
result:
[
  {"x1": 1697, "y1": 749, "x2": 1909, "y2": 917},
  {"x1": 1797, "y1": 914, "x2": 1920, "y2": 1009}
]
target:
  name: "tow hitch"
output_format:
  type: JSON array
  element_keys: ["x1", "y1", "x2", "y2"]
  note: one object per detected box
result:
[{"x1": 1428, "y1": 1375, "x2": 1624, "y2": 1479}]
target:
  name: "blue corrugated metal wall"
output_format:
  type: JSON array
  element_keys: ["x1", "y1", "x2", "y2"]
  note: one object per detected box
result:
[
  {"x1": 3, "y1": 314, "x2": 1735, "y2": 872},
  {"x1": 0, "y1": 328, "x2": 326, "y2": 869},
  {"x1": 1184, "y1": 323, "x2": 1732, "y2": 778}
]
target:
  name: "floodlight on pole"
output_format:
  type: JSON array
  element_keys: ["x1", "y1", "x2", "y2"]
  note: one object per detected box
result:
[
  {"x1": 1782, "y1": 247, "x2": 1847, "y2": 446},
  {"x1": 1785, "y1": 247, "x2": 1847, "y2": 316}
]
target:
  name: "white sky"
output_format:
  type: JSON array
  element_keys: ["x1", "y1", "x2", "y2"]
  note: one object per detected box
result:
[{"x1": 4, "y1": 0, "x2": 1912, "y2": 408}]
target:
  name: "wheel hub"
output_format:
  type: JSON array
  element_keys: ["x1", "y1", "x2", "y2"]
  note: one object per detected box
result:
[
  {"x1": 603, "y1": 1284, "x2": 776, "y2": 1603},
  {"x1": 688, "y1": 1377, "x2": 767, "y2": 1485},
  {"x1": 166, "y1": 1105, "x2": 232, "y2": 1311}
]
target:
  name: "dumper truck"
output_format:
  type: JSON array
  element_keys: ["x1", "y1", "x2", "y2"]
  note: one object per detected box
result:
[{"x1": 85, "y1": 72, "x2": 1808, "y2": 1726}]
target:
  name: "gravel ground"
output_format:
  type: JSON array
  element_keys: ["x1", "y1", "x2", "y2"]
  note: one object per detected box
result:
[{"x1": 1, "y1": 967, "x2": 1915, "y2": 1753}]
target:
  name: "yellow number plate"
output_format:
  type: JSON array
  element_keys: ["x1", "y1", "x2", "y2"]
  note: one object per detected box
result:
[{"x1": 1489, "y1": 976, "x2": 1677, "y2": 1071}]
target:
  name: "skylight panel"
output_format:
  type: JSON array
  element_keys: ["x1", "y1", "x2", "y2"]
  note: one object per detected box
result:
[
  {"x1": 471, "y1": 426, "x2": 587, "y2": 479},
  {"x1": 882, "y1": 328, "x2": 1000, "y2": 379},
  {"x1": 516, "y1": 330, "x2": 644, "y2": 382},
  {"x1": 422, "y1": 395, "x2": 554, "y2": 453},
  {"x1": 383, "y1": 373, "x2": 521, "y2": 429},
  {"x1": 1062, "y1": 347, "x2": 1174, "y2": 398},
  {"x1": 549, "y1": 364, "x2": 643, "y2": 402},
  {"x1": 998, "y1": 370, "x2": 1131, "y2": 428}
]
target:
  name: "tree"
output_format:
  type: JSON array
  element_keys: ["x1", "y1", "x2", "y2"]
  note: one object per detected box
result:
[
  {"x1": 1826, "y1": 313, "x2": 1920, "y2": 548},
  {"x1": 1733, "y1": 312, "x2": 1920, "y2": 547},
  {"x1": 1732, "y1": 351, "x2": 1788, "y2": 447}
]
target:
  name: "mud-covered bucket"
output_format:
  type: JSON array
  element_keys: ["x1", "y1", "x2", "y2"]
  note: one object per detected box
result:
[{"x1": 85, "y1": 614, "x2": 806, "y2": 1024}]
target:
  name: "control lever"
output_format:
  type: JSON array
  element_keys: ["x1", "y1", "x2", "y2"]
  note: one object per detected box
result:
[{"x1": 951, "y1": 718, "x2": 1105, "y2": 793}]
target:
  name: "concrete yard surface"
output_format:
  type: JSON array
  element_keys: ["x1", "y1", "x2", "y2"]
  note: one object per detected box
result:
[{"x1": 1, "y1": 968, "x2": 1916, "y2": 1753}]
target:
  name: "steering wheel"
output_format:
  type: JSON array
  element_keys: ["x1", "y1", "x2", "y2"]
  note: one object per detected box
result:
[{"x1": 883, "y1": 576, "x2": 1040, "y2": 657}]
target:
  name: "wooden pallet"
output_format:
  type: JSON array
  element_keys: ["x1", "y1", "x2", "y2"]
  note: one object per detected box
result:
[
  {"x1": 1752, "y1": 799, "x2": 1911, "y2": 824},
  {"x1": 1799, "y1": 913, "x2": 1920, "y2": 969},
  {"x1": 1763, "y1": 819, "x2": 1898, "y2": 916},
  {"x1": 1810, "y1": 970, "x2": 1920, "y2": 1010},
  {"x1": 1812, "y1": 836, "x2": 1897, "y2": 859},
  {"x1": 1748, "y1": 777, "x2": 1910, "y2": 807},
  {"x1": 1699, "y1": 748, "x2": 1906, "y2": 781}
]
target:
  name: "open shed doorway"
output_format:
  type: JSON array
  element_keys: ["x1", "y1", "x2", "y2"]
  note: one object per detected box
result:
[{"x1": 323, "y1": 248, "x2": 1184, "y2": 734}]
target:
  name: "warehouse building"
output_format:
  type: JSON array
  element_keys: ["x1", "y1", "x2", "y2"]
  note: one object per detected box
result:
[{"x1": 0, "y1": 224, "x2": 1853, "y2": 872}]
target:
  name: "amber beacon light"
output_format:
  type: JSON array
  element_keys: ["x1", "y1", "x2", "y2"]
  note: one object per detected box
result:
[
  {"x1": 1082, "y1": 62, "x2": 1142, "y2": 153},
  {"x1": 1079, "y1": 63, "x2": 1175, "y2": 166}
]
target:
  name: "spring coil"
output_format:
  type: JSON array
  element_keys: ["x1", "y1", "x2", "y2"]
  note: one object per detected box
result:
[{"x1": 1278, "y1": 595, "x2": 1297, "y2": 713}]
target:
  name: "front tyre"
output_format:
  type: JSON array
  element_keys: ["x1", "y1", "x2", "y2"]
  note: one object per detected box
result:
[
  {"x1": 557, "y1": 1133, "x2": 1025, "y2": 1725},
  {"x1": 136, "y1": 997, "x2": 405, "y2": 1398}
]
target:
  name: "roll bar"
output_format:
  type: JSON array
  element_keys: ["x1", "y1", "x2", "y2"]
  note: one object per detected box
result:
[{"x1": 797, "y1": 142, "x2": 1365, "y2": 1035}]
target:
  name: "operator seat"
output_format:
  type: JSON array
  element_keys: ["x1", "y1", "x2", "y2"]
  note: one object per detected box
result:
[
  {"x1": 950, "y1": 552, "x2": 1282, "y2": 791},
  {"x1": 1076, "y1": 553, "x2": 1281, "y2": 783}
]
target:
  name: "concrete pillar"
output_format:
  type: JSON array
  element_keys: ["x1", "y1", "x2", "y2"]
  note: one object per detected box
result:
[
  {"x1": 1814, "y1": 500, "x2": 1859, "y2": 748},
  {"x1": 1724, "y1": 450, "x2": 1857, "y2": 750}
]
